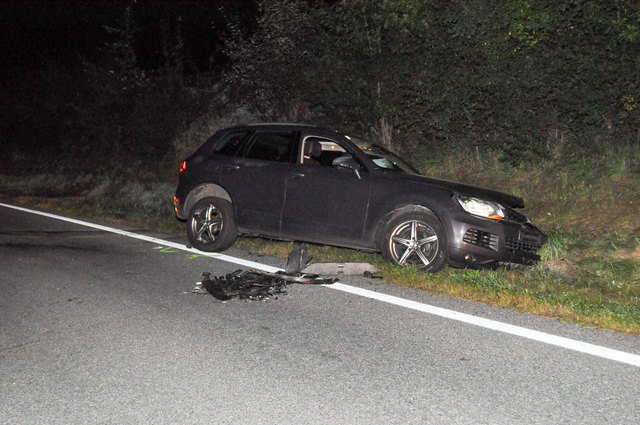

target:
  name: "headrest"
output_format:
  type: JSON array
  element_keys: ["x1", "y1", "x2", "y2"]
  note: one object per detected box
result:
[{"x1": 304, "y1": 140, "x2": 322, "y2": 157}]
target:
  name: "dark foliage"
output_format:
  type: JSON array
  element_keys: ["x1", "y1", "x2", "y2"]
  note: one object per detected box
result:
[
  {"x1": 2, "y1": 0, "x2": 638, "y2": 176},
  {"x1": 224, "y1": 0, "x2": 640, "y2": 163},
  {"x1": 2, "y1": 4, "x2": 210, "y2": 178}
]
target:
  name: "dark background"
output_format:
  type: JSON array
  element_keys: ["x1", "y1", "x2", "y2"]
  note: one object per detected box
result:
[
  {"x1": 1, "y1": 1, "x2": 638, "y2": 178},
  {"x1": 0, "y1": 1, "x2": 257, "y2": 75},
  {"x1": 0, "y1": 1, "x2": 258, "y2": 176}
]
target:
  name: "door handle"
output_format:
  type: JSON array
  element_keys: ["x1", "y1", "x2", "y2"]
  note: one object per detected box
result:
[
  {"x1": 224, "y1": 164, "x2": 240, "y2": 170},
  {"x1": 291, "y1": 172, "x2": 305, "y2": 178}
]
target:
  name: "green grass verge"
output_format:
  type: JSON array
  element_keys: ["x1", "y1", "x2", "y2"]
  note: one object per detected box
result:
[{"x1": 1, "y1": 147, "x2": 639, "y2": 336}]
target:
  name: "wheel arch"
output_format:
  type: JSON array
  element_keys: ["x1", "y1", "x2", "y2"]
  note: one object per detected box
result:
[
  {"x1": 183, "y1": 183, "x2": 232, "y2": 216},
  {"x1": 372, "y1": 203, "x2": 448, "y2": 251}
]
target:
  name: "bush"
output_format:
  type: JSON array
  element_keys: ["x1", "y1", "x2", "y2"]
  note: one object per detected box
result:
[
  {"x1": 172, "y1": 106, "x2": 259, "y2": 160},
  {"x1": 223, "y1": 0, "x2": 640, "y2": 163}
]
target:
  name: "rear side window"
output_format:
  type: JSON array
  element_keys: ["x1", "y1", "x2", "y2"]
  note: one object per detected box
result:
[
  {"x1": 212, "y1": 131, "x2": 251, "y2": 156},
  {"x1": 244, "y1": 132, "x2": 297, "y2": 163}
]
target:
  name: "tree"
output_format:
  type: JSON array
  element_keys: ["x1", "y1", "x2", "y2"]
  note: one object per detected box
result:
[
  {"x1": 223, "y1": 0, "x2": 640, "y2": 160},
  {"x1": 223, "y1": 0, "x2": 323, "y2": 117}
]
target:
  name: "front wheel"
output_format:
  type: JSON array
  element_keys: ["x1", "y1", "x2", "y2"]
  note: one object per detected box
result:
[
  {"x1": 381, "y1": 211, "x2": 447, "y2": 272},
  {"x1": 187, "y1": 197, "x2": 237, "y2": 252}
]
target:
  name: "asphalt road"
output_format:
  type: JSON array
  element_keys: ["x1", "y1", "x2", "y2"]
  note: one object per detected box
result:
[{"x1": 1, "y1": 203, "x2": 639, "y2": 424}]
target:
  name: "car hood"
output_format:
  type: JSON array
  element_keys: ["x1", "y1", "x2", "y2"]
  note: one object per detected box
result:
[{"x1": 386, "y1": 171, "x2": 525, "y2": 209}]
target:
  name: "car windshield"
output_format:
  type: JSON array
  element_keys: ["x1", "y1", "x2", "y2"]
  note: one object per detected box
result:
[{"x1": 347, "y1": 136, "x2": 419, "y2": 174}]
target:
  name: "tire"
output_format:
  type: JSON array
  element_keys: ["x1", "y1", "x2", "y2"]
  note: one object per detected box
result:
[
  {"x1": 187, "y1": 197, "x2": 237, "y2": 252},
  {"x1": 381, "y1": 210, "x2": 447, "y2": 272}
]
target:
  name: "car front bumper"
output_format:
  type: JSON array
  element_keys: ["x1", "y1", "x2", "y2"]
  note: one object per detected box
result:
[{"x1": 447, "y1": 213, "x2": 546, "y2": 268}]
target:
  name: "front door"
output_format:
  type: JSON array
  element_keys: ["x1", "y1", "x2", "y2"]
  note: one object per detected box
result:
[{"x1": 281, "y1": 136, "x2": 370, "y2": 246}]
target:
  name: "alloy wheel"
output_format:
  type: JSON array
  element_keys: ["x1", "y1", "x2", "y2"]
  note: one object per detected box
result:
[
  {"x1": 388, "y1": 219, "x2": 439, "y2": 268},
  {"x1": 191, "y1": 203, "x2": 224, "y2": 244}
]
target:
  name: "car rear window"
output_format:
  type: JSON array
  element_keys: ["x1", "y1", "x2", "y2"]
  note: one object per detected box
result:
[{"x1": 212, "y1": 131, "x2": 251, "y2": 156}]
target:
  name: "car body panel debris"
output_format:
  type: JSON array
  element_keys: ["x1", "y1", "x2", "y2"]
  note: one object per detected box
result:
[
  {"x1": 300, "y1": 262, "x2": 379, "y2": 276},
  {"x1": 198, "y1": 270, "x2": 337, "y2": 301},
  {"x1": 192, "y1": 245, "x2": 380, "y2": 301},
  {"x1": 285, "y1": 244, "x2": 379, "y2": 276},
  {"x1": 285, "y1": 245, "x2": 313, "y2": 273}
]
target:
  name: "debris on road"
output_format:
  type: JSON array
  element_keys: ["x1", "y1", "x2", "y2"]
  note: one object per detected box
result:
[
  {"x1": 192, "y1": 245, "x2": 381, "y2": 301},
  {"x1": 300, "y1": 262, "x2": 379, "y2": 276},
  {"x1": 195, "y1": 269, "x2": 337, "y2": 301},
  {"x1": 285, "y1": 244, "x2": 313, "y2": 273},
  {"x1": 287, "y1": 244, "x2": 380, "y2": 276},
  {"x1": 201, "y1": 270, "x2": 286, "y2": 300}
]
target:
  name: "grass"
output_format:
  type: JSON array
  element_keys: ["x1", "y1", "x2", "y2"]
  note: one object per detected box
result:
[{"x1": 1, "y1": 144, "x2": 639, "y2": 335}]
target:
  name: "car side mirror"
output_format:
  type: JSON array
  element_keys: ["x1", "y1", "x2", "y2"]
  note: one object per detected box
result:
[{"x1": 332, "y1": 156, "x2": 361, "y2": 179}]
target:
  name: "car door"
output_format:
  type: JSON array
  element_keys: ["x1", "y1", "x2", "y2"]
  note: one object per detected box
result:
[
  {"x1": 280, "y1": 135, "x2": 371, "y2": 246},
  {"x1": 219, "y1": 129, "x2": 299, "y2": 236}
]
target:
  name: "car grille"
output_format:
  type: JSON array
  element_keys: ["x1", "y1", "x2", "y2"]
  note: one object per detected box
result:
[
  {"x1": 505, "y1": 238, "x2": 542, "y2": 254},
  {"x1": 463, "y1": 229, "x2": 499, "y2": 251}
]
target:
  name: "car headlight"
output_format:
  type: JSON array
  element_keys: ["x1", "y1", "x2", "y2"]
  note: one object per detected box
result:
[{"x1": 457, "y1": 195, "x2": 504, "y2": 220}]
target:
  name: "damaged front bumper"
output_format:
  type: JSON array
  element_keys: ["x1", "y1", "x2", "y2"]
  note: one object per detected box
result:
[{"x1": 447, "y1": 212, "x2": 546, "y2": 268}]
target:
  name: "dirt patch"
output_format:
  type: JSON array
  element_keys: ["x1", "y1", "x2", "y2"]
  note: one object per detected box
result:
[
  {"x1": 614, "y1": 247, "x2": 640, "y2": 261},
  {"x1": 545, "y1": 259, "x2": 576, "y2": 277}
]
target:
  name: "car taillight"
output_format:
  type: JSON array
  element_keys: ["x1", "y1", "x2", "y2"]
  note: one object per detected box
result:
[{"x1": 179, "y1": 160, "x2": 187, "y2": 173}]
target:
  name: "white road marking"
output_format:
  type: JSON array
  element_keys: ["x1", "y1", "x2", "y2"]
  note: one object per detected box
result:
[
  {"x1": 2, "y1": 202, "x2": 639, "y2": 368},
  {"x1": 2, "y1": 202, "x2": 280, "y2": 272}
]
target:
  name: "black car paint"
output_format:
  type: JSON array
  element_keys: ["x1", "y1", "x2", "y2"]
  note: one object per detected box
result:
[{"x1": 175, "y1": 123, "x2": 546, "y2": 268}]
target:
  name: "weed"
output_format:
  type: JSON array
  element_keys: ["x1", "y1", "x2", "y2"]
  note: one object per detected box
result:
[{"x1": 538, "y1": 233, "x2": 569, "y2": 261}]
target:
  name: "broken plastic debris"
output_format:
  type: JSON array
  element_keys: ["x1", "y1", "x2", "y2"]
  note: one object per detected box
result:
[
  {"x1": 286, "y1": 244, "x2": 380, "y2": 276},
  {"x1": 285, "y1": 245, "x2": 313, "y2": 273},
  {"x1": 301, "y1": 262, "x2": 379, "y2": 276},
  {"x1": 193, "y1": 245, "x2": 382, "y2": 301},
  {"x1": 198, "y1": 269, "x2": 337, "y2": 301},
  {"x1": 189, "y1": 280, "x2": 208, "y2": 295}
]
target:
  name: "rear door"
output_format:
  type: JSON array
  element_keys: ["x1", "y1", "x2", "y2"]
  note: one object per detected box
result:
[
  {"x1": 281, "y1": 134, "x2": 371, "y2": 247},
  {"x1": 219, "y1": 129, "x2": 299, "y2": 235}
]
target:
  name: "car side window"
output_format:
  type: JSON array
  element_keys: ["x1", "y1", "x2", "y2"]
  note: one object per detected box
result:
[
  {"x1": 212, "y1": 131, "x2": 251, "y2": 156},
  {"x1": 301, "y1": 136, "x2": 355, "y2": 167},
  {"x1": 244, "y1": 132, "x2": 296, "y2": 163}
]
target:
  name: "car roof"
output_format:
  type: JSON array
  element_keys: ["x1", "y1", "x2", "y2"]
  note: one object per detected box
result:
[{"x1": 223, "y1": 122, "x2": 337, "y2": 133}]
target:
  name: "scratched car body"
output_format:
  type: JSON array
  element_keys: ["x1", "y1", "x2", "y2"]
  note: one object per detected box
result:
[{"x1": 174, "y1": 123, "x2": 546, "y2": 272}]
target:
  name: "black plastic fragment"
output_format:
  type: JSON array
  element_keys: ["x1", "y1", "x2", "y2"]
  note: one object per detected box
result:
[{"x1": 200, "y1": 269, "x2": 337, "y2": 301}]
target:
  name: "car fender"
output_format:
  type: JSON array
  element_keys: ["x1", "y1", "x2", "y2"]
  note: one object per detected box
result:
[
  {"x1": 183, "y1": 183, "x2": 232, "y2": 217},
  {"x1": 370, "y1": 197, "x2": 453, "y2": 251}
]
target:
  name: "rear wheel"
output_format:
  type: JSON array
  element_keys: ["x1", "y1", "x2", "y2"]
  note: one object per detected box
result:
[
  {"x1": 381, "y1": 211, "x2": 446, "y2": 272},
  {"x1": 187, "y1": 197, "x2": 237, "y2": 252}
]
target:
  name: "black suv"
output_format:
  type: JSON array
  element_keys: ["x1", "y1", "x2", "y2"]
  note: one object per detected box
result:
[{"x1": 174, "y1": 123, "x2": 546, "y2": 272}]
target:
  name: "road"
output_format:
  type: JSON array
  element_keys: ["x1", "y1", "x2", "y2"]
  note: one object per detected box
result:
[{"x1": 1, "y1": 202, "x2": 639, "y2": 424}]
